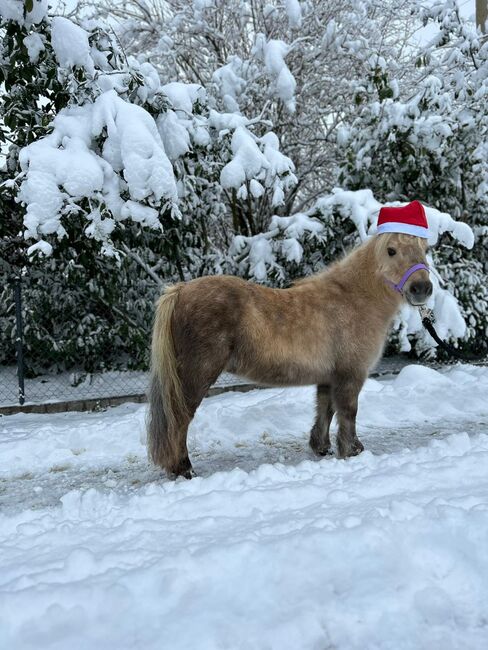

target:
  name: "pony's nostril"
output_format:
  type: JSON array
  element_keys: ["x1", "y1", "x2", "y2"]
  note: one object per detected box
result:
[{"x1": 410, "y1": 280, "x2": 432, "y2": 300}]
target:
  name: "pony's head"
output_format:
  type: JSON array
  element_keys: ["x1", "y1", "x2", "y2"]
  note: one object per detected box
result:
[{"x1": 373, "y1": 233, "x2": 432, "y2": 306}]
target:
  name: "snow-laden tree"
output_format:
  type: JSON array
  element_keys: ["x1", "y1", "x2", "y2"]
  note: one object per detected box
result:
[
  {"x1": 0, "y1": 2, "x2": 296, "y2": 371},
  {"x1": 77, "y1": 0, "x2": 419, "y2": 213},
  {"x1": 11, "y1": 15, "x2": 295, "y2": 258}
]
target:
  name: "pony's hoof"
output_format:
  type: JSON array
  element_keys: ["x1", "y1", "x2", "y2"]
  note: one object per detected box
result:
[
  {"x1": 338, "y1": 439, "x2": 364, "y2": 459},
  {"x1": 353, "y1": 439, "x2": 365, "y2": 454},
  {"x1": 309, "y1": 432, "x2": 332, "y2": 457},
  {"x1": 311, "y1": 446, "x2": 333, "y2": 457},
  {"x1": 177, "y1": 467, "x2": 196, "y2": 480},
  {"x1": 170, "y1": 459, "x2": 196, "y2": 480}
]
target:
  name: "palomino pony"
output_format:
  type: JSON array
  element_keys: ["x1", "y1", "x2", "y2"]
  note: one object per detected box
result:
[{"x1": 148, "y1": 232, "x2": 432, "y2": 478}]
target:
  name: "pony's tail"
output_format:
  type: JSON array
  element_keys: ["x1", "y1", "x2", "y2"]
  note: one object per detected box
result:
[{"x1": 147, "y1": 285, "x2": 188, "y2": 472}]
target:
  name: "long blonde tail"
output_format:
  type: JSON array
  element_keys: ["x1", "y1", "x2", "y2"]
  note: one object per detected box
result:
[{"x1": 147, "y1": 285, "x2": 188, "y2": 471}]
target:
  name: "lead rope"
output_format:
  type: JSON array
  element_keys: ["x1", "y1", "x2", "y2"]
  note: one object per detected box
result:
[{"x1": 418, "y1": 306, "x2": 488, "y2": 365}]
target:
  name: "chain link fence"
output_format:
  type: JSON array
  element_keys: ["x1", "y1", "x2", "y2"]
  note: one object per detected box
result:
[
  {"x1": 0, "y1": 275, "x2": 248, "y2": 412},
  {"x1": 3, "y1": 273, "x2": 481, "y2": 413}
]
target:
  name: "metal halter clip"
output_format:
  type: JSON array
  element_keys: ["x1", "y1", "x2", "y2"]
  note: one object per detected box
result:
[{"x1": 418, "y1": 304, "x2": 435, "y2": 324}]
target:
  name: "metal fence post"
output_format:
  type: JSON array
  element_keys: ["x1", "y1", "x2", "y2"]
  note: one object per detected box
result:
[{"x1": 13, "y1": 276, "x2": 25, "y2": 405}]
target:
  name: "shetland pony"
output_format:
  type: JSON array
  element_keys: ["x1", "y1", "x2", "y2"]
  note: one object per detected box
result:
[{"x1": 148, "y1": 232, "x2": 431, "y2": 478}]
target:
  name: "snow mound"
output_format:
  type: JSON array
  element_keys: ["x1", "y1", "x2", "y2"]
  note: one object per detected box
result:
[{"x1": 393, "y1": 364, "x2": 453, "y2": 388}]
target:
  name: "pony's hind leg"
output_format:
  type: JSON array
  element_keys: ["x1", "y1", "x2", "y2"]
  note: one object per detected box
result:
[
  {"x1": 332, "y1": 373, "x2": 365, "y2": 458},
  {"x1": 170, "y1": 422, "x2": 194, "y2": 479},
  {"x1": 164, "y1": 402, "x2": 200, "y2": 479},
  {"x1": 152, "y1": 361, "x2": 223, "y2": 480},
  {"x1": 309, "y1": 384, "x2": 334, "y2": 456},
  {"x1": 170, "y1": 346, "x2": 230, "y2": 479}
]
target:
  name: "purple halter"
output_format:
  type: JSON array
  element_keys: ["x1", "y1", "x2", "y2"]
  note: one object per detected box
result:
[{"x1": 386, "y1": 263, "x2": 429, "y2": 294}]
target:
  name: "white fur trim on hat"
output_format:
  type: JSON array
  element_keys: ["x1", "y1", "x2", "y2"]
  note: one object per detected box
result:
[{"x1": 376, "y1": 222, "x2": 430, "y2": 239}]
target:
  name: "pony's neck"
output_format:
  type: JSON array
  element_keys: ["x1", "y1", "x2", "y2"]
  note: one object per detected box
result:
[{"x1": 336, "y1": 238, "x2": 402, "y2": 320}]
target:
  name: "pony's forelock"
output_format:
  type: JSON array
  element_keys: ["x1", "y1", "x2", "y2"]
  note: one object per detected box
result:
[{"x1": 372, "y1": 232, "x2": 425, "y2": 258}]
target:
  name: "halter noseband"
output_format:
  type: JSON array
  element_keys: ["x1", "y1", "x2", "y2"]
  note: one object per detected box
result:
[{"x1": 386, "y1": 263, "x2": 429, "y2": 294}]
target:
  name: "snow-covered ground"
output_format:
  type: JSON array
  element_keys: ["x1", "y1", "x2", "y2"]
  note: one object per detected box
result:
[{"x1": 1, "y1": 363, "x2": 488, "y2": 649}]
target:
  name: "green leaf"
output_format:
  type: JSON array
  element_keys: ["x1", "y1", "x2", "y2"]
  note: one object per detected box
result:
[{"x1": 25, "y1": 0, "x2": 34, "y2": 14}]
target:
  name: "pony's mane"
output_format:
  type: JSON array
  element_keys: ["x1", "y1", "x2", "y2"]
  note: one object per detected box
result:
[
  {"x1": 292, "y1": 235, "x2": 375, "y2": 287},
  {"x1": 292, "y1": 232, "x2": 425, "y2": 287}
]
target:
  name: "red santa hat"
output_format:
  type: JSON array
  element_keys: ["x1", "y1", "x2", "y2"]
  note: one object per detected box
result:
[{"x1": 377, "y1": 200, "x2": 430, "y2": 239}]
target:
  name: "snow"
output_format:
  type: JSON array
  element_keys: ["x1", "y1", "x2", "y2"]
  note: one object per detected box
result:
[
  {"x1": 265, "y1": 39, "x2": 296, "y2": 108},
  {"x1": 95, "y1": 92, "x2": 177, "y2": 206},
  {"x1": 285, "y1": 0, "x2": 302, "y2": 29},
  {"x1": 1, "y1": 365, "x2": 488, "y2": 648},
  {"x1": 120, "y1": 200, "x2": 159, "y2": 225},
  {"x1": 157, "y1": 109, "x2": 191, "y2": 161},
  {"x1": 260, "y1": 37, "x2": 297, "y2": 112},
  {"x1": 423, "y1": 205, "x2": 474, "y2": 249},
  {"x1": 208, "y1": 108, "x2": 248, "y2": 132},
  {"x1": 247, "y1": 235, "x2": 274, "y2": 281},
  {"x1": 220, "y1": 127, "x2": 296, "y2": 206},
  {"x1": 232, "y1": 210, "x2": 324, "y2": 275},
  {"x1": 26, "y1": 239, "x2": 53, "y2": 257},
  {"x1": 16, "y1": 23, "x2": 300, "y2": 255},
  {"x1": 212, "y1": 56, "x2": 247, "y2": 113},
  {"x1": 51, "y1": 17, "x2": 95, "y2": 75},
  {"x1": 161, "y1": 82, "x2": 206, "y2": 115},
  {"x1": 127, "y1": 58, "x2": 162, "y2": 105},
  {"x1": 23, "y1": 32, "x2": 44, "y2": 63},
  {"x1": 19, "y1": 90, "x2": 178, "y2": 247},
  {"x1": 0, "y1": 0, "x2": 47, "y2": 26},
  {"x1": 221, "y1": 126, "x2": 268, "y2": 188},
  {"x1": 270, "y1": 211, "x2": 324, "y2": 239}
]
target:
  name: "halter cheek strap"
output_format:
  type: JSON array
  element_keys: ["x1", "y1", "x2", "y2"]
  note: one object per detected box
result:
[{"x1": 386, "y1": 263, "x2": 429, "y2": 294}]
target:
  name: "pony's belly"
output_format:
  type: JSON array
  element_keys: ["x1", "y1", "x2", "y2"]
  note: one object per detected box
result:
[{"x1": 226, "y1": 355, "x2": 329, "y2": 387}]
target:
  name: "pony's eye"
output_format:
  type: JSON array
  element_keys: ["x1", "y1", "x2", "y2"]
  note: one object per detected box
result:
[{"x1": 387, "y1": 247, "x2": 396, "y2": 257}]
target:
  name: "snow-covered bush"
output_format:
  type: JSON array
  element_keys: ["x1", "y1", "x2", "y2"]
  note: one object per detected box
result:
[{"x1": 338, "y1": 1, "x2": 488, "y2": 354}]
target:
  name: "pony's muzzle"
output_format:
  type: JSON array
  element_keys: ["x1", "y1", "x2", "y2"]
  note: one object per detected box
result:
[{"x1": 407, "y1": 279, "x2": 433, "y2": 305}]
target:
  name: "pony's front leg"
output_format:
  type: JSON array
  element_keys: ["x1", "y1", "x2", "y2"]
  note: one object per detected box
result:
[
  {"x1": 332, "y1": 375, "x2": 365, "y2": 459},
  {"x1": 309, "y1": 384, "x2": 334, "y2": 456}
]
